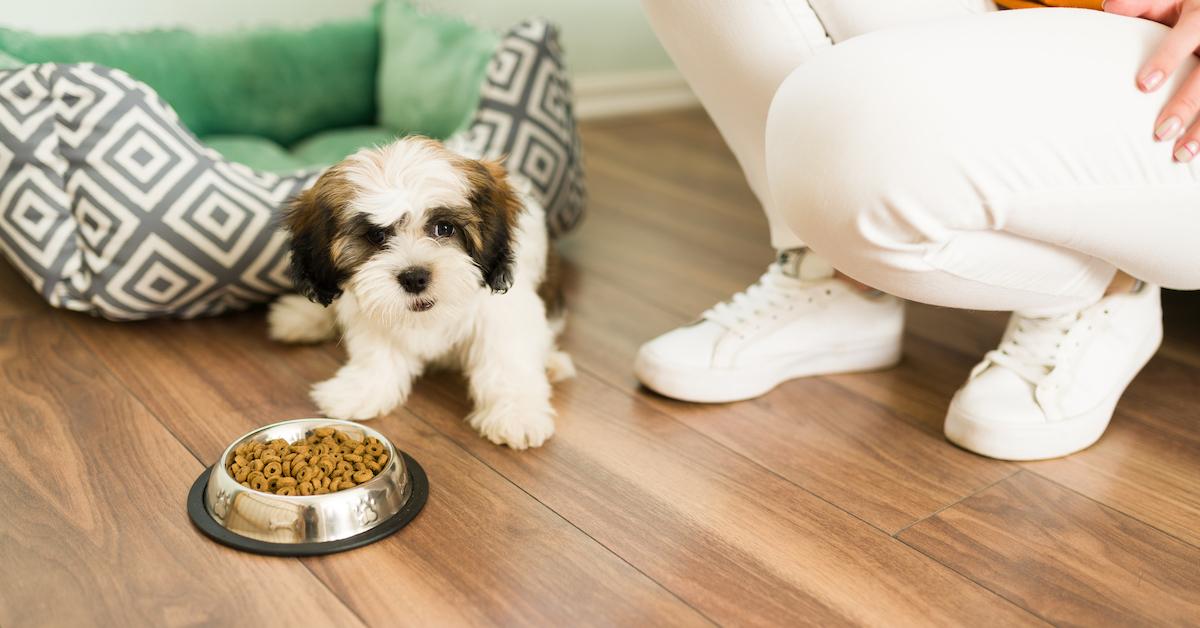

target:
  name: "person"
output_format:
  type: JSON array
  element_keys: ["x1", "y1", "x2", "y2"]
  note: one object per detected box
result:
[{"x1": 635, "y1": 0, "x2": 1200, "y2": 460}]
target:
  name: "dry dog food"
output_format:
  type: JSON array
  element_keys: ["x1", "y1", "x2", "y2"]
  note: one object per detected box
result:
[{"x1": 226, "y1": 427, "x2": 389, "y2": 496}]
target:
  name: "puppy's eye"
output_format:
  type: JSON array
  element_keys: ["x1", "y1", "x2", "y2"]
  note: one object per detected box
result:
[
  {"x1": 432, "y1": 221, "x2": 455, "y2": 238},
  {"x1": 365, "y1": 226, "x2": 389, "y2": 246}
]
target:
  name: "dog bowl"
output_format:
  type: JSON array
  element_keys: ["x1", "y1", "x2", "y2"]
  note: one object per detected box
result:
[{"x1": 187, "y1": 418, "x2": 427, "y2": 556}]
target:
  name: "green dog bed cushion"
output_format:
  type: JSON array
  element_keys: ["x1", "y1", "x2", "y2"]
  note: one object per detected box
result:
[{"x1": 0, "y1": 14, "x2": 584, "y2": 319}]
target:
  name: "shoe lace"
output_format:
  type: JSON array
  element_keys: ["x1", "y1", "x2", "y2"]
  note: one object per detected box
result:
[
  {"x1": 979, "y1": 310, "x2": 1087, "y2": 384},
  {"x1": 702, "y1": 263, "x2": 821, "y2": 333}
]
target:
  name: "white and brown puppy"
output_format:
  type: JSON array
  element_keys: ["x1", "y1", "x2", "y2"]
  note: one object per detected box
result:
[{"x1": 268, "y1": 137, "x2": 573, "y2": 449}]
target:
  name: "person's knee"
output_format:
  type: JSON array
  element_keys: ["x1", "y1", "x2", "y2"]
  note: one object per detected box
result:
[{"x1": 765, "y1": 52, "x2": 950, "y2": 274}]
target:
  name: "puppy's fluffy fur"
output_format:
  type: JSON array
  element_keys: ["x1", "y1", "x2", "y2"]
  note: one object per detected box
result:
[{"x1": 269, "y1": 137, "x2": 573, "y2": 449}]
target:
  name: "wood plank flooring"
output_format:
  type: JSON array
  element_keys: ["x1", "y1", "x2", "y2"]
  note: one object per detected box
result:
[{"x1": 1, "y1": 108, "x2": 1197, "y2": 626}]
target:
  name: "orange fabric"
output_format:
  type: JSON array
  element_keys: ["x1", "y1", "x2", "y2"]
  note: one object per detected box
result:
[{"x1": 994, "y1": 0, "x2": 1103, "y2": 9}]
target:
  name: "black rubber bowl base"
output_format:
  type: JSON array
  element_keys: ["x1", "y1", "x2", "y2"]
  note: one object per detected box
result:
[{"x1": 187, "y1": 452, "x2": 428, "y2": 556}]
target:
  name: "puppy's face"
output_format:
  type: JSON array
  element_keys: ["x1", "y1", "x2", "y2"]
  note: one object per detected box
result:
[{"x1": 284, "y1": 137, "x2": 522, "y2": 324}]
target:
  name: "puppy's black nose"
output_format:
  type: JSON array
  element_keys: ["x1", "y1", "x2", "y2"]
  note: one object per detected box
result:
[{"x1": 398, "y1": 267, "x2": 431, "y2": 294}]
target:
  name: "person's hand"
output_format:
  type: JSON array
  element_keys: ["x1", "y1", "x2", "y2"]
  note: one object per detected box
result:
[{"x1": 1105, "y1": 0, "x2": 1200, "y2": 161}]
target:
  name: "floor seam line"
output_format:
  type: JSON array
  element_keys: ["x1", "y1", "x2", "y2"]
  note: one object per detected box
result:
[
  {"x1": 1022, "y1": 468, "x2": 1200, "y2": 551},
  {"x1": 896, "y1": 532, "x2": 1057, "y2": 627},
  {"x1": 296, "y1": 563, "x2": 373, "y2": 628},
  {"x1": 62, "y1": 316, "x2": 388, "y2": 624},
  {"x1": 892, "y1": 467, "x2": 1022, "y2": 538},
  {"x1": 572, "y1": 360, "x2": 917, "y2": 542},
  {"x1": 62, "y1": 317, "x2": 208, "y2": 467},
  {"x1": 568, "y1": 268, "x2": 1018, "y2": 542},
  {"x1": 816, "y1": 374, "x2": 950, "y2": 440},
  {"x1": 397, "y1": 405, "x2": 721, "y2": 628},
  {"x1": 573, "y1": 361, "x2": 1051, "y2": 625},
  {"x1": 268, "y1": 343, "x2": 712, "y2": 625}
]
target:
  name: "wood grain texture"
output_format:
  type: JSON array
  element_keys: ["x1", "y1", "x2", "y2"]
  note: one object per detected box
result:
[
  {"x1": 836, "y1": 300, "x2": 1200, "y2": 550},
  {"x1": 584, "y1": 110, "x2": 763, "y2": 221},
  {"x1": 66, "y1": 311, "x2": 709, "y2": 627},
  {"x1": 824, "y1": 332, "x2": 980, "y2": 435},
  {"x1": 0, "y1": 107, "x2": 1196, "y2": 625},
  {"x1": 898, "y1": 471, "x2": 1200, "y2": 626},
  {"x1": 571, "y1": 120, "x2": 1019, "y2": 534},
  {"x1": 559, "y1": 265, "x2": 1016, "y2": 534},
  {"x1": 1024, "y1": 356, "x2": 1200, "y2": 547},
  {"x1": 0, "y1": 316, "x2": 365, "y2": 627},
  {"x1": 0, "y1": 257, "x2": 49, "y2": 319},
  {"x1": 399, "y1": 371, "x2": 1039, "y2": 626}
]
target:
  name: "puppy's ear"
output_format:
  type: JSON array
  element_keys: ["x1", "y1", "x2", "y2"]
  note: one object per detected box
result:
[
  {"x1": 282, "y1": 185, "x2": 344, "y2": 306},
  {"x1": 464, "y1": 159, "x2": 522, "y2": 294}
]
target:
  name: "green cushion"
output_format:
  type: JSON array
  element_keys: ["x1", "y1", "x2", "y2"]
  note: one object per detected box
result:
[
  {"x1": 203, "y1": 127, "x2": 401, "y2": 174},
  {"x1": 0, "y1": 50, "x2": 22, "y2": 69},
  {"x1": 202, "y1": 135, "x2": 307, "y2": 173},
  {"x1": 377, "y1": 0, "x2": 498, "y2": 138},
  {"x1": 0, "y1": 17, "x2": 379, "y2": 145},
  {"x1": 291, "y1": 126, "x2": 400, "y2": 167}
]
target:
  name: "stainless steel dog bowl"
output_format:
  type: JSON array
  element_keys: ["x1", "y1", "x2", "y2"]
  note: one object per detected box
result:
[{"x1": 187, "y1": 418, "x2": 427, "y2": 556}]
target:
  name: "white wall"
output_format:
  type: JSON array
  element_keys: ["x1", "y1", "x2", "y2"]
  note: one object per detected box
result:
[
  {"x1": 1, "y1": 0, "x2": 380, "y2": 33},
  {"x1": 421, "y1": 0, "x2": 694, "y2": 117},
  {"x1": 1, "y1": 0, "x2": 694, "y2": 118}
]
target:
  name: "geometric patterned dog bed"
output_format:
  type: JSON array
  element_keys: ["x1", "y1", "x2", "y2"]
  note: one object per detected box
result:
[
  {"x1": 0, "y1": 19, "x2": 585, "y2": 320},
  {"x1": 451, "y1": 20, "x2": 585, "y2": 238},
  {"x1": 0, "y1": 62, "x2": 302, "y2": 319}
]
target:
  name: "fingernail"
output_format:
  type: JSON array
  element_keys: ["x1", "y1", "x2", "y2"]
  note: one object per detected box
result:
[
  {"x1": 1156, "y1": 116, "x2": 1183, "y2": 141},
  {"x1": 1174, "y1": 140, "x2": 1198, "y2": 162},
  {"x1": 1140, "y1": 70, "x2": 1165, "y2": 91}
]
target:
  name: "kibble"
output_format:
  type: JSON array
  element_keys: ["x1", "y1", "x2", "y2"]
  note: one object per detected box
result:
[{"x1": 226, "y1": 429, "x2": 386, "y2": 495}]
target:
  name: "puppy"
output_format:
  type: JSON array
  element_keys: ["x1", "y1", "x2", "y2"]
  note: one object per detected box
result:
[{"x1": 268, "y1": 137, "x2": 574, "y2": 449}]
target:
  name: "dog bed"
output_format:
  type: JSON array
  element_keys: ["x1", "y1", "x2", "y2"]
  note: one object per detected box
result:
[{"x1": 0, "y1": 5, "x2": 584, "y2": 319}]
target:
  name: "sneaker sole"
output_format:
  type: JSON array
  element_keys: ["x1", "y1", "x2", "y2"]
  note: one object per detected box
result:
[
  {"x1": 943, "y1": 323, "x2": 1163, "y2": 461},
  {"x1": 634, "y1": 336, "x2": 903, "y2": 404}
]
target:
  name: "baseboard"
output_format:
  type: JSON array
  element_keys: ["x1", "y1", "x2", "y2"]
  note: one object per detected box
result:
[{"x1": 573, "y1": 68, "x2": 697, "y2": 120}]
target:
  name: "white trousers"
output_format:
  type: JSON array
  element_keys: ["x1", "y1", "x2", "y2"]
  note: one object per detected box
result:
[{"x1": 642, "y1": 2, "x2": 1200, "y2": 313}]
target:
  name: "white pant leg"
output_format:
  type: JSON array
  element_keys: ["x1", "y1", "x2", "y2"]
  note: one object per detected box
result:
[
  {"x1": 767, "y1": 8, "x2": 1200, "y2": 314},
  {"x1": 641, "y1": 1, "x2": 992, "y2": 249},
  {"x1": 641, "y1": 0, "x2": 831, "y2": 249}
]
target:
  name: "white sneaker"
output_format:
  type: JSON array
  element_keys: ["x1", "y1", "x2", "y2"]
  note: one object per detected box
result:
[
  {"x1": 945, "y1": 284, "x2": 1163, "y2": 461},
  {"x1": 634, "y1": 258, "x2": 904, "y2": 403}
]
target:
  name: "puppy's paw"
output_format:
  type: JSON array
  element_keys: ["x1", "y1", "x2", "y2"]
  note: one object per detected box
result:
[
  {"x1": 311, "y1": 373, "x2": 401, "y2": 421},
  {"x1": 546, "y1": 350, "x2": 575, "y2": 383},
  {"x1": 467, "y1": 400, "x2": 556, "y2": 450},
  {"x1": 268, "y1": 295, "x2": 337, "y2": 344}
]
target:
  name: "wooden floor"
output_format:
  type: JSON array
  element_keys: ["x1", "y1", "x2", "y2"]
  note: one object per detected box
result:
[{"x1": 2, "y1": 109, "x2": 1199, "y2": 626}]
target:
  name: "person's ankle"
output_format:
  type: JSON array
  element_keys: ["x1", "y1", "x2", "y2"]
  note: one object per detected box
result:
[
  {"x1": 776, "y1": 247, "x2": 880, "y2": 293},
  {"x1": 1104, "y1": 271, "x2": 1143, "y2": 296},
  {"x1": 777, "y1": 247, "x2": 833, "y2": 280}
]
